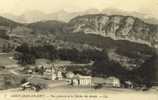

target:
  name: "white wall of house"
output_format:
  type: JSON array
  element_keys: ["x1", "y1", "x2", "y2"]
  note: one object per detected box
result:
[
  {"x1": 79, "y1": 78, "x2": 92, "y2": 86},
  {"x1": 52, "y1": 73, "x2": 57, "y2": 80},
  {"x1": 71, "y1": 74, "x2": 92, "y2": 86},
  {"x1": 57, "y1": 71, "x2": 63, "y2": 80},
  {"x1": 105, "y1": 77, "x2": 121, "y2": 87}
]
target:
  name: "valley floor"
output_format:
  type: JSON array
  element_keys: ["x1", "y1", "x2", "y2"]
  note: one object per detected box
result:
[{"x1": 0, "y1": 86, "x2": 158, "y2": 100}]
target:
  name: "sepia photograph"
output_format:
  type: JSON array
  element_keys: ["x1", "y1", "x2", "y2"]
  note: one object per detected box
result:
[{"x1": 0, "y1": 0, "x2": 157, "y2": 100}]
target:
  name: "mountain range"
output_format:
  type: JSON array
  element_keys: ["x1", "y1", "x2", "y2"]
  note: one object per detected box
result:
[
  {"x1": 0, "y1": 12, "x2": 157, "y2": 75},
  {"x1": 1, "y1": 8, "x2": 158, "y2": 24}
]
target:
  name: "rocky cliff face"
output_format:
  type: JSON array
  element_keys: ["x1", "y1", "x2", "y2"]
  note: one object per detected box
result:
[{"x1": 65, "y1": 14, "x2": 158, "y2": 48}]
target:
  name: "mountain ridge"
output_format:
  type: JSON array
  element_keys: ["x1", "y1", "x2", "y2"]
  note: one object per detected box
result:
[
  {"x1": 2, "y1": 8, "x2": 158, "y2": 24},
  {"x1": 65, "y1": 14, "x2": 158, "y2": 48}
]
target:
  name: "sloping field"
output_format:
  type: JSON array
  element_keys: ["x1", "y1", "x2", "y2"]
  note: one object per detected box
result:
[
  {"x1": 0, "y1": 53, "x2": 17, "y2": 67},
  {"x1": 0, "y1": 70, "x2": 22, "y2": 90}
]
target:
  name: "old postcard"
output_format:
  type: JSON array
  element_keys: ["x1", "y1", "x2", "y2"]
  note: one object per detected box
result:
[{"x1": 0, "y1": 0, "x2": 158, "y2": 100}]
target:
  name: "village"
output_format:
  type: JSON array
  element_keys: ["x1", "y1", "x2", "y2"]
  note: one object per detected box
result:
[
  {"x1": 0, "y1": 53, "x2": 157, "y2": 92},
  {"x1": 15, "y1": 59, "x2": 134, "y2": 92}
]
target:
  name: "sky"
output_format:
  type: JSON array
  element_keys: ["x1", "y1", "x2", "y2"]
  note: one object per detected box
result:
[{"x1": 0, "y1": 0, "x2": 158, "y2": 17}]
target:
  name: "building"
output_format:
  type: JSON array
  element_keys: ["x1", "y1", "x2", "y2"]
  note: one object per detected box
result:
[
  {"x1": 92, "y1": 76, "x2": 121, "y2": 88},
  {"x1": 51, "y1": 73, "x2": 57, "y2": 80},
  {"x1": 65, "y1": 71, "x2": 75, "y2": 79},
  {"x1": 72, "y1": 78, "x2": 79, "y2": 86},
  {"x1": 5, "y1": 64, "x2": 19, "y2": 68},
  {"x1": 51, "y1": 67, "x2": 63, "y2": 80},
  {"x1": 57, "y1": 71, "x2": 63, "y2": 80},
  {"x1": 68, "y1": 74, "x2": 92, "y2": 87},
  {"x1": 104, "y1": 76, "x2": 121, "y2": 88},
  {"x1": 35, "y1": 59, "x2": 51, "y2": 69},
  {"x1": 124, "y1": 81, "x2": 134, "y2": 88},
  {"x1": 77, "y1": 75, "x2": 92, "y2": 86}
]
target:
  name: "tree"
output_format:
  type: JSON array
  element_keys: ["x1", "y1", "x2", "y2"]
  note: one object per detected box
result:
[
  {"x1": 17, "y1": 53, "x2": 36, "y2": 65},
  {"x1": 91, "y1": 59, "x2": 110, "y2": 77},
  {"x1": 15, "y1": 43, "x2": 30, "y2": 53},
  {"x1": 136, "y1": 54, "x2": 158, "y2": 88},
  {"x1": 92, "y1": 58, "x2": 128, "y2": 81}
]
